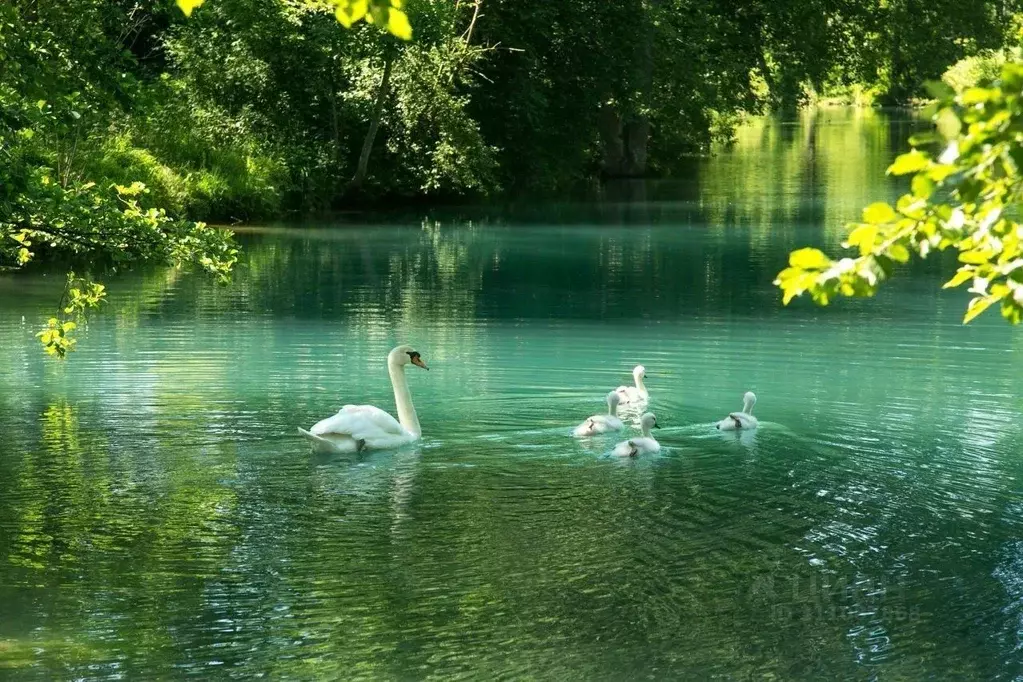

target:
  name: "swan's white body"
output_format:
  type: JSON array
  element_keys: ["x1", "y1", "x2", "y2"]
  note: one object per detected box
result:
[
  {"x1": 612, "y1": 413, "x2": 661, "y2": 457},
  {"x1": 298, "y1": 345, "x2": 428, "y2": 454},
  {"x1": 614, "y1": 365, "x2": 649, "y2": 405},
  {"x1": 573, "y1": 391, "x2": 625, "y2": 437},
  {"x1": 715, "y1": 391, "x2": 758, "y2": 431}
]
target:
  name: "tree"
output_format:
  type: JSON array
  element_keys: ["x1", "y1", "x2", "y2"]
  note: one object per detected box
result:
[
  {"x1": 0, "y1": 1, "x2": 238, "y2": 357},
  {"x1": 776, "y1": 65, "x2": 1023, "y2": 325}
]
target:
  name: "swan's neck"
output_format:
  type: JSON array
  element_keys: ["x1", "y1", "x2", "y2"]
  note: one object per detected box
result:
[
  {"x1": 641, "y1": 422, "x2": 652, "y2": 438},
  {"x1": 608, "y1": 402, "x2": 618, "y2": 417},
  {"x1": 388, "y1": 361, "x2": 421, "y2": 437},
  {"x1": 743, "y1": 399, "x2": 755, "y2": 415},
  {"x1": 635, "y1": 375, "x2": 647, "y2": 394}
]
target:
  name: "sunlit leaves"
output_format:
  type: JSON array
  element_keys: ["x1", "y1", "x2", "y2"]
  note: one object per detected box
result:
[
  {"x1": 334, "y1": 0, "x2": 368, "y2": 26},
  {"x1": 385, "y1": 7, "x2": 412, "y2": 40},
  {"x1": 176, "y1": 0, "x2": 206, "y2": 17},
  {"x1": 776, "y1": 61, "x2": 1023, "y2": 325},
  {"x1": 788, "y1": 247, "x2": 831, "y2": 270},
  {"x1": 963, "y1": 295, "x2": 997, "y2": 324},
  {"x1": 179, "y1": 0, "x2": 413, "y2": 39},
  {"x1": 36, "y1": 318, "x2": 78, "y2": 358},
  {"x1": 845, "y1": 224, "x2": 878, "y2": 255},
  {"x1": 325, "y1": 0, "x2": 414, "y2": 39},
  {"x1": 936, "y1": 107, "x2": 962, "y2": 140},
  {"x1": 863, "y1": 202, "x2": 896, "y2": 224},
  {"x1": 943, "y1": 268, "x2": 973, "y2": 289},
  {"x1": 888, "y1": 150, "x2": 929, "y2": 176},
  {"x1": 32, "y1": 273, "x2": 107, "y2": 359},
  {"x1": 3, "y1": 176, "x2": 237, "y2": 358},
  {"x1": 888, "y1": 243, "x2": 910, "y2": 263}
]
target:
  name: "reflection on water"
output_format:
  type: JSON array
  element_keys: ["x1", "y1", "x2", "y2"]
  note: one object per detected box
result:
[{"x1": 1, "y1": 109, "x2": 1022, "y2": 679}]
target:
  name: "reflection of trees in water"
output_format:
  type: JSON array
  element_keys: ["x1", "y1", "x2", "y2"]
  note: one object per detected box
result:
[
  {"x1": 0, "y1": 395, "x2": 243, "y2": 675},
  {"x1": 190, "y1": 219, "x2": 799, "y2": 325}
]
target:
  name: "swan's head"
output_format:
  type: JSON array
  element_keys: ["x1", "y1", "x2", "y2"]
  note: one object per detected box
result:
[
  {"x1": 389, "y1": 345, "x2": 429, "y2": 370},
  {"x1": 633, "y1": 365, "x2": 646, "y2": 380},
  {"x1": 607, "y1": 391, "x2": 621, "y2": 408},
  {"x1": 641, "y1": 412, "x2": 659, "y2": 430},
  {"x1": 743, "y1": 391, "x2": 756, "y2": 408}
]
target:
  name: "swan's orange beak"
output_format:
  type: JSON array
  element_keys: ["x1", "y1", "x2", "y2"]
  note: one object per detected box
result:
[{"x1": 411, "y1": 355, "x2": 429, "y2": 370}]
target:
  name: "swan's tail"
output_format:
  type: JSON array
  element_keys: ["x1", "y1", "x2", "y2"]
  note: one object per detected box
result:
[
  {"x1": 297, "y1": 427, "x2": 336, "y2": 451},
  {"x1": 297, "y1": 427, "x2": 365, "y2": 454}
]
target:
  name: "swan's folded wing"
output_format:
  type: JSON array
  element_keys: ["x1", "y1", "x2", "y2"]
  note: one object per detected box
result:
[
  {"x1": 311, "y1": 405, "x2": 405, "y2": 439},
  {"x1": 728, "y1": 412, "x2": 757, "y2": 427}
]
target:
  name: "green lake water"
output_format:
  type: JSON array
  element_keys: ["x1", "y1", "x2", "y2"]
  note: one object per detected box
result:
[{"x1": 2, "y1": 109, "x2": 1023, "y2": 679}]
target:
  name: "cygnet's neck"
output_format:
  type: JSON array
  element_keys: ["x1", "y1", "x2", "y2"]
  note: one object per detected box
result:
[
  {"x1": 607, "y1": 400, "x2": 619, "y2": 417},
  {"x1": 634, "y1": 374, "x2": 647, "y2": 394},
  {"x1": 743, "y1": 398, "x2": 755, "y2": 415}
]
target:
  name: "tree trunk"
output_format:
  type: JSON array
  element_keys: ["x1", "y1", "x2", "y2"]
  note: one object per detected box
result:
[
  {"x1": 598, "y1": 102, "x2": 626, "y2": 177},
  {"x1": 348, "y1": 55, "x2": 394, "y2": 192},
  {"x1": 623, "y1": 118, "x2": 649, "y2": 175},
  {"x1": 598, "y1": 0, "x2": 657, "y2": 179}
]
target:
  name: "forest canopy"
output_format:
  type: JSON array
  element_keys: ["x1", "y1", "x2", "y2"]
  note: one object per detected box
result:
[{"x1": 2, "y1": 0, "x2": 1022, "y2": 353}]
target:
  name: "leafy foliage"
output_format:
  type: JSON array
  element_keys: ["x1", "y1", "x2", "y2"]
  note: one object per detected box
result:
[
  {"x1": 35, "y1": 273, "x2": 106, "y2": 358},
  {"x1": 776, "y1": 66, "x2": 1023, "y2": 325},
  {"x1": 177, "y1": 0, "x2": 414, "y2": 39},
  {"x1": 0, "y1": 1, "x2": 238, "y2": 356}
]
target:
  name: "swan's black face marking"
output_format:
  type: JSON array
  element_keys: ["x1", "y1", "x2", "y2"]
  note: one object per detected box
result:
[{"x1": 407, "y1": 351, "x2": 429, "y2": 370}]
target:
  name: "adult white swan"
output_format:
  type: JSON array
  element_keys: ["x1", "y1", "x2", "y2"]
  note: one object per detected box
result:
[
  {"x1": 614, "y1": 365, "x2": 649, "y2": 405},
  {"x1": 612, "y1": 413, "x2": 661, "y2": 457},
  {"x1": 715, "y1": 391, "x2": 758, "y2": 431},
  {"x1": 573, "y1": 391, "x2": 624, "y2": 437},
  {"x1": 298, "y1": 345, "x2": 429, "y2": 453}
]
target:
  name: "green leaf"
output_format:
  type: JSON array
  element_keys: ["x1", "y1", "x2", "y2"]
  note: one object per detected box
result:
[
  {"x1": 963, "y1": 295, "x2": 996, "y2": 324},
  {"x1": 176, "y1": 0, "x2": 205, "y2": 16},
  {"x1": 863, "y1": 202, "x2": 896, "y2": 225},
  {"x1": 911, "y1": 174, "x2": 935, "y2": 199},
  {"x1": 1001, "y1": 299, "x2": 1023, "y2": 325},
  {"x1": 888, "y1": 243, "x2": 910, "y2": 263},
  {"x1": 888, "y1": 150, "x2": 929, "y2": 176},
  {"x1": 845, "y1": 224, "x2": 878, "y2": 255},
  {"x1": 386, "y1": 8, "x2": 412, "y2": 39},
  {"x1": 908, "y1": 131, "x2": 940, "y2": 147},
  {"x1": 959, "y1": 249, "x2": 995, "y2": 265},
  {"x1": 961, "y1": 87, "x2": 994, "y2": 105},
  {"x1": 924, "y1": 80, "x2": 955, "y2": 100},
  {"x1": 936, "y1": 108, "x2": 962, "y2": 140},
  {"x1": 788, "y1": 247, "x2": 831, "y2": 270},
  {"x1": 943, "y1": 269, "x2": 973, "y2": 289},
  {"x1": 335, "y1": 0, "x2": 368, "y2": 28}
]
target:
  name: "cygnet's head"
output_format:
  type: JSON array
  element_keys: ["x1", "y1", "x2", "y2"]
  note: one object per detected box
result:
[
  {"x1": 743, "y1": 391, "x2": 756, "y2": 406},
  {"x1": 641, "y1": 412, "x2": 659, "y2": 430},
  {"x1": 633, "y1": 365, "x2": 646, "y2": 379},
  {"x1": 389, "y1": 344, "x2": 429, "y2": 370},
  {"x1": 607, "y1": 391, "x2": 621, "y2": 407}
]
